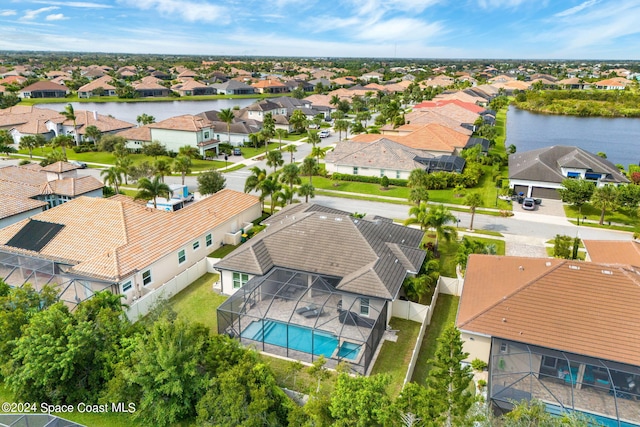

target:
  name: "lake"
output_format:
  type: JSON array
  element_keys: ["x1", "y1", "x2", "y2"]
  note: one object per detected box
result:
[
  {"x1": 38, "y1": 98, "x2": 258, "y2": 125},
  {"x1": 506, "y1": 106, "x2": 640, "y2": 168}
]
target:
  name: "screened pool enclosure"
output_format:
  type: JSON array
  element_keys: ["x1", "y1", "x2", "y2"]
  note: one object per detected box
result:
[{"x1": 217, "y1": 268, "x2": 387, "y2": 374}]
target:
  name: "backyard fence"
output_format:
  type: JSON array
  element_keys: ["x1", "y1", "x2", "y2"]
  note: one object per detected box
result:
[
  {"x1": 402, "y1": 278, "x2": 443, "y2": 386},
  {"x1": 438, "y1": 275, "x2": 462, "y2": 296},
  {"x1": 125, "y1": 258, "x2": 208, "y2": 322}
]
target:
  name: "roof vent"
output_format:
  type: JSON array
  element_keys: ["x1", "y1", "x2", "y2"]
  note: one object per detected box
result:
[
  {"x1": 518, "y1": 266, "x2": 524, "y2": 271},
  {"x1": 569, "y1": 265, "x2": 580, "y2": 270},
  {"x1": 545, "y1": 261, "x2": 552, "y2": 267},
  {"x1": 319, "y1": 215, "x2": 327, "y2": 219},
  {"x1": 601, "y1": 269, "x2": 613, "y2": 275},
  {"x1": 502, "y1": 318, "x2": 507, "y2": 323},
  {"x1": 335, "y1": 217, "x2": 342, "y2": 221}
]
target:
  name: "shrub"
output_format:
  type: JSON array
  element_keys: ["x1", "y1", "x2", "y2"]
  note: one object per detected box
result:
[
  {"x1": 477, "y1": 379, "x2": 487, "y2": 389},
  {"x1": 330, "y1": 173, "x2": 408, "y2": 187},
  {"x1": 471, "y1": 358, "x2": 488, "y2": 371},
  {"x1": 18, "y1": 159, "x2": 31, "y2": 166},
  {"x1": 380, "y1": 175, "x2": 389, "y2": 188}
]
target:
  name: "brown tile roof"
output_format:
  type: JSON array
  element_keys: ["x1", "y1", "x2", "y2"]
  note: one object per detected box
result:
[
  {"x1": 77, "y1": 75, "x2": 117, "y2": 92},
  {"x1": 583, "y1": 240, "x2": 640, "y2": 266},
  {"x1": 42, "y1": 161, "x2": 79, "y2": 173},
  {"x1": 0, "y1": 189, "x2": 260, "y2": 281},
  {"x1": 414, "y1": 99, "x2": 485, "y2": 114},
  {"x1": 458, "y1": 255, "x2": 640, "y2": 366},
  {"x1": 20, "y1": 81, "x2": 69, "y2": 93},
  {"x1": 71, "y1": 110, "x2": 135, "y2": 134},
  {"x1": 116, "y1": 126, "x2": 152, "y2": 142},
  {"x1": 351, "y1": 123, "x2": 469, "y2": 154},
  {"x1": 251, "y1": 79, "x2": 286, "y2": 89},
  {"x1": 149, "y1": 115, "x2": 212, "y2": 132},
  {"x1": 0, "y1": 195, "x2": 47, "y2": 219}
]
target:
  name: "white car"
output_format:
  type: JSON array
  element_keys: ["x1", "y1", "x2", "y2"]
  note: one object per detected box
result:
[
  {"x1": 69, "y1": 160, "x2": 87, "y2": 168},
  {"x1": 319, "y1": 130, "x2": 330, "y2": 138}
]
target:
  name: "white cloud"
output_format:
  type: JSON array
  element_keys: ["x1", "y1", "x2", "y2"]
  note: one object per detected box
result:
[
  {"x1": 117, "y1": 0, "x2": 229, "y2": 23},
  {"x1": 32, "y1": 1, "x2": 113, "y2": 8},
  {"x1": 477, "y1": 0, "x2": 531, "y2": 9},
  {"x1": 0, "y1": 10, "x2": 17, "y2": 16},
  {"x1": 554, "y1": 0, "x2": 599, "y2": 17},
  {"x1": 45, "y1": 13, "x2": 68, "y2": 20},
  {"x1": 354, "y1": 17, "x2": 445, "y2": 43},
  {"x1": 22, "y1": 6, "x2": 59, "y2": 20}
]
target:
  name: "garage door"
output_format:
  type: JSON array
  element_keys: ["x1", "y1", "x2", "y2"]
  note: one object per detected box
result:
[
  {"x1": 531, "y1": 186, "x2": 561, "y2": 200},
  {"x1": 513, "y1": 185, "x2": 529, "y2": 196}
]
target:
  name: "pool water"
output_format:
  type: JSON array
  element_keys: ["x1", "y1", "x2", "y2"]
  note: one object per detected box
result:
[
  {"x1": 546, "y1": 404, "x2": 640, "y2": 427},
  {"x1": 338, "y1": 342, "x2": 361, "y2": 360},
  {"x1": 242, "y1": 320, "x2": 338, "y2": 357}
]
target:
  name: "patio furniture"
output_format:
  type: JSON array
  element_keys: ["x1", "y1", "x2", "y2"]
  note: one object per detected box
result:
[
  {"x1": 295, "y1": 304, "x2": 318, "y2": 315},
  {"x1": 301, "y1": 308, "x2": 323, "y2": 318}
]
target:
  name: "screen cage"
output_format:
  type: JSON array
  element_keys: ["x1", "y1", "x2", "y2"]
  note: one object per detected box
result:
[
  {"x1": 217, "y1": 267, "x2": 388, "y2": 375},
  {"x1": 490, "y1": 338, "x2": 640, "y2": 426}
]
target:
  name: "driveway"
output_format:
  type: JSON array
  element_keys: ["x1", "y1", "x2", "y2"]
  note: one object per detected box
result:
[{"x1": 515, "y1": 198, "x2": 566, "y2": 217}]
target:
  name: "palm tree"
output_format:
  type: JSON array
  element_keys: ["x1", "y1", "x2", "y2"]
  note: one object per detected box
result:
[
  {"x1": 19, "y1": 135, "x2": 38, "y2": 159},
  {"x1": 426, "y1": 204, "x2": 458, "y2": 254},
  {"x1": 298, "y1": 182, "x2": 315, "y2": 203},
  {"x1": 330, "y1": 95, "x2": 340, "y2": 108},
  {"x1": 274, "y1": 186, "x2": 295, "y2": 207},
  {"x1": 154, "y1": 159, "x2": 172, "y2": 183},
  {"x1": 136, "y1": 113, "x2": 155, "y2": 126},
  {"x1": 218, "y1": 108, "x2": 235, "y2": 144},
  {"x1": 100, "y1": 166, "x2": 123, "y2": 194},
  {"x1": 173, "y1": 155, "x2": 192, "y2": 185},
  {"x1": 259, "y1": 177, "x2": 281, "y2": 214},
  {"x1": 61, "y1": 103, "x2": 79, "y2": 146},
  {"x1": 285, "y1": 144, "x2": 297, "y2": 163},
  {"x1": 274, "y1": 128, "x2": 288, "y2": 150},
  {"x1": 300, "y1": 157, "x2": 318, "y2": 185},
  {"x1": 311, "y1": 146, "x2": 326, "y2": 165},
  {"x1": 245, "y1": 167, "x2": 268, "y2": 210},
  {"x1": 591, "y1": 184, "x2": 618, "y2": 225},
  {"x1": 279, "y1": 163, "x2": 301, "y2": 194},
  {"x1": 247, "y1": 132, "x2": 265, "y2": 149},
  {"x1": 84, "y1": 125, "x2": 102, "y2": 144},
  {"x1": 289, "y1": 110, "x2": 307, "y2": 134},
  {"x1": 49, "y1": 134, "x2": 73, "y2": 160},
  {"x1": 134, "y1": 176, "x2": 172, "y2": 209},
  {"x1": 262, "y1": 112, "x2": 275, "y2": 150},
  {"x1": 334, "y1": 119, "x2": 349, "y2": 141},
  {"x1": 178, "y1": 145, "x2": 199, "y2": 159},
  {"x1": 407, "y1": 169, "x2": 430, "y2": 205},
  {"x1": 463, "y1": 193, "x2": 483, "y2": 231},
  {"x1": 404, "y1": 201, "x2": 430, "y2": 231},
  {"x1": 115, "y1": 156, "x2": 133, "y2": 185},
  {"x1": 265, "y1": 150, "x2": 284, "y2": 174}
]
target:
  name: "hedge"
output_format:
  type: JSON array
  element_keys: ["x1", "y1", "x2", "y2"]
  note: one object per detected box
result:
[{"x1": 331, "y1": 172, "x2": 408, "y2": 187}]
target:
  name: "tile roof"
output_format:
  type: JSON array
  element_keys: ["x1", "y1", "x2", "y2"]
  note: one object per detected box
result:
[
  {"x1": 414, "y1": 99, "x2": 486, "y2": 114},
  {"x1": 351, "y1": 123, "x2": 469, "y2": 154},
  {"x1": 20, "y1": 81, "x2": 69, "y2": 93},
  {"x1": 325, "y1": 138, "x2": 431, "y2": 171},
  {"x1": 583, "y1": 240, "x2": 640, "y2": 266},
  {"x1": 77, "y1": 75, "x2": 116, "y2": 92},
  {"x1": 148, "y1": 115, "x2": 213, "y2": 132},
  {"x1": 116, "y1": 125, "x2": 152, "y2": 142},
  {"x1": 215, "y1": 204, "x2": 425, "y2": 300},
  {"x1": 458, "y1": 255, "x2": 640, "y2": 366},
  {"x1": 0, "y1": 189, "x2": 260, "y2": 281},
  {"x1": 0, "y1": 195, "x2": 47, "y2": 219}
]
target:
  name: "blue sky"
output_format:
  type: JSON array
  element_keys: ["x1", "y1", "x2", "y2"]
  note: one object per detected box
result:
[{"x1": 0, "y1": 0, "x2": 639, "y2": 59}]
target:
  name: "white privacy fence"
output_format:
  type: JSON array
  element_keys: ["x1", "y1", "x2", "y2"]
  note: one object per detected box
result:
[{"x1": 124, "y1": 258, "x2": 208, "y2": 322}]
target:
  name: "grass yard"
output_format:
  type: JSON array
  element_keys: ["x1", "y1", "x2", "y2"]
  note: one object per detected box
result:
[
  {"x1": 370, "y1": 317, "x2": 422, "y2": 397},
  {"x1": 411, "y1": 294, "x2": 460, "y2": 386},
  {"x1": 239, "y1": 143, "x2": 284, "y2": 159},
  {"x1": 207, "y1": 243, "x2": 240, "y2": 258},
  {"x1": 262, "y1": 355, "x2": 338, "y2": 395},
  {"x1": 169, "y1": 273, "x2": 226, "y2": 333},
  {"x1": 423, "y1": 234, "x2": 505, "y2": 277},
  {"x1": 564, "y1": 203, "x2": 639, "y2": 227}
]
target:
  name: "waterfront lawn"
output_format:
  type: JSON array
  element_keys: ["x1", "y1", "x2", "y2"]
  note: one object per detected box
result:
[
  {"x1": 411, "y1": 294, "x2": 460, "y2": 386},
  {"x1": 370, "y1": 317, "x2": 422, "y2": 397}
]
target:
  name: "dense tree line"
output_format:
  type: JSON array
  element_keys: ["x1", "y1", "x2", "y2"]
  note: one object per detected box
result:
[{"x1": 513, "y1": 89, "x2": 640, "y2": 117}]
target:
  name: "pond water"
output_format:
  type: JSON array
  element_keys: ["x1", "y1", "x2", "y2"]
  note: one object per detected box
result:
[
  {"x1": 37, "y1": 98, "x2": 258, "y2": 125},
  {"x1": 506, "y1": 106, "x2": 640, "y2": 168}
]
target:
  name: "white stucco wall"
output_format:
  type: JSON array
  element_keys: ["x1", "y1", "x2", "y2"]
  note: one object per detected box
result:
[
  {"x1": 0, "y1": 207, "x2": 46, "y2": 229},
  {"x1": 328, "y1": 163, "x2": 409, "y2": 180},
  {"x1": 460, "y1": 330, "x2": 492, "y2": 363}
]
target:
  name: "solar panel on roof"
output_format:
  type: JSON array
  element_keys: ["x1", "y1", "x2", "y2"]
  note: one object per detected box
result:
[{"x1": 6, "y1": 219, "x2": 64, "y2": 252}]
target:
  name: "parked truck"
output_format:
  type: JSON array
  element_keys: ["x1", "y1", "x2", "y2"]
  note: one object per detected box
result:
[{"x1": 169, "y1": 184, "x2": 194, "y2": 202}]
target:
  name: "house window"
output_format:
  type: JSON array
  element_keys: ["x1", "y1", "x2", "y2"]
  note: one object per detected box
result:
[
  {"x1": 353, "y1": 167, "x2": 359, "y2": 175},
  {"x1": 178, "y1": 249, "x2": 186, "y2": 264},
  {"x1": 121, "y1": 281, "x2": 132, "y2": 293},
  {"x1": 396, "y1": 171, "x2": 401, "y2": 179},
  {"x1": 380, "y1": 169, "x2": 385, "y2": 177},
  {"x1": 567, "y1": 171, "x2": 580, "y2": 178},
  {"x1": 142, "y1": 270, "x2": 152, "y2": 286},
  {"x1": 233, "y1": 272, "x2": 249, "y2": 289},
  {"x1": 499, "y1": 341, "x2": 508, "y2": 353},
  {"x1": 204, "y1": 131, "x2": 210, "y2": 139},
  {"x1": 585, "y1": 172, "x2": 601, "y2": 180},
  {"x1": 360, "y1": 298, "x2": 370, "y2": 316},
  {"x1": 205, "y1": 233, "x2": 212, "y2": 247},
  {"x1": 193, "y1": 240, "x2": 200, "y2": 250}
]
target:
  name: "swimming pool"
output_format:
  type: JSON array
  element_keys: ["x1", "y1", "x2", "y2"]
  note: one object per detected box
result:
[
  {"x1": 241, "y1": 320, "x2": 339, "y2": 357},
  {"x1": 546, "y1": 404, "x2": 640, "y2": 427},
  {"x1": 338, "y1": 342, "x2": 361, "y2": 360}
]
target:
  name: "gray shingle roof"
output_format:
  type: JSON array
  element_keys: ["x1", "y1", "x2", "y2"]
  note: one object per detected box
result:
[
  {"x1": 324, "y1": 138, "x2": 431, "y2": 171},
  {"x1": 508, "y1": 145, "x2": 629, "y2": 184},
  {"x1": 216, "y1": 204, "x2": 426, "y2": 300}
]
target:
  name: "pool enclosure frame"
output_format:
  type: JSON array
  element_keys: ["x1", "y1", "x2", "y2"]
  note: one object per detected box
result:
[
  {"x1": 217, "y1": 267, "x2": 388, "y2": 374},
  {"x1": 490, "y1": 338, "x2": 640, "y2": 426}
]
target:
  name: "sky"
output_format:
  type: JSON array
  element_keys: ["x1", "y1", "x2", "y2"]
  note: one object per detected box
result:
[{"x1": 0, "y1": 0, "x2": 639, "y2": 60}]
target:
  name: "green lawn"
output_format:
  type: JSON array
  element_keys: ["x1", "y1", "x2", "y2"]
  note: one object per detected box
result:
[
  {"x1": 411, "y1": 294, "x2": 460, "y2": 385},
  {"x1": 169, "y1": 273, "x2": 226, "y2": 333},
  {"x1": 262, "y1": 355, "x2": 338, "y2": 395},
  {"x1": 564, "y1": 203, "x2": 639, "y2": 227},
  {"x1": 370, "y1": 317, "x2": 422, "y2": 397},
  {"x1": 239, "y1": 143, "x2": 284, "y2": 159},
  {"x1": 424, "y1": 234, "x2": 505, "y2": 277},
  {"x1": 207, "y1": 243, "x2": 240, "y2": 258}
]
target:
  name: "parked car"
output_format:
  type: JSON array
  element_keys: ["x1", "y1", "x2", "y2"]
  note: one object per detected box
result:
[
  {"x1": 233, "y1": 147, "x2": 242, "y2": 156},
  {"x1": 69, "y1": 160, "x2": 87, "y2": 169},
  {"x1": 319, "y1": 130, "x2": 330, "y2": 138},
  {"x1": 522, "y1": 197, "x2": 536, "y2": 210}
]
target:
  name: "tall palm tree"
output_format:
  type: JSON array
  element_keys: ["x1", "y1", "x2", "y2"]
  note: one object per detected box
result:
[
  {"x1": 100, "y1": 166, "x2": 123, "y2": 194},
  {"x1": 334, "y1": 119, "x2": 349, "y2": 141},
  {"x1": 153, "y1": 159, "x2": 172, "y2": 183},
  {"x1": 265, "y1": 150, "x2": 284, "y2": 174},
  {"x1": 178, "y1": 145, "x2": 199, "y2": 159},
  {"x1": 274, "y1": 128, "x2": 288, "y2": 150},
  {"x1": 259, "y1": 177, "x2": 280, "y2": 214},
  {"x1": 298, "y1": 183, "x2": 315, "y2": 203},
  {"x1": 84, "y1": 125, "x2": 102, "y2": 144},
  {"x1": 247, "y1": 132, "x2": 264, "y2": 149},
  {"x1": 262, "y1": 113, "x2": 275, "y2": 150},
  {"x1": 61, "y1": 103, "x2": 79, "y2": 146},
  {"x1": 463, "y1": 193, "x2": 483, "y2": 231},
  {"x1": 19, "y1": 135, "x2": 37, "y2": 159},
  {"x1": 49, "y1": 134, "x2": 73, "y2": 160},
  {"x1": 134, "y1": 176, "x2": 172, "y2": 209},
  {"x1": 279, "y1": 163, "x2": 301, "y2": 195},
  {"x1": 300, "y1": 157, "x2": 318, "y2": 185},
  {"x1": 404, "y1": 201, "x2": 430, "y2": 231},
  {"x1": 244, "y1": 166, "x2": 268, "y2": 210},
  {"x1": 274, "y1": 186, "x2": 295, "y2": 207},
  {"x1": 426, "y1": 204, "x2": 458, "y2": 254},
  {"x1": 115, "y1": 156, "x2": 133, "y2": 185},
  {"x1": 284, "y1": 144, "x2": 297, "y2": 163},
  {"x1": 173, "y1": 155, "x2": 192, "y2": 185},
  {"x1": 218, "y1": 108, "x2": 235, "y2": 144},
  {"x1": 591, "y1": 184, "x2": 618, "y2": 225}
]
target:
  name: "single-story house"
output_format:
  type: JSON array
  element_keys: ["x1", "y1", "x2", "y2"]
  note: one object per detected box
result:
[
  {"x1": 509, "y1": 146, "x2": 630, "y2": 199},
  {"x1": 458, "y1": 254, "x2": 640, "y2": 424},
  {"x1": 18, "y1": 81, "x2": 69, "y2": 99},
  {"x1": 0, "y1": 189, "x2": 260, "y2": 309},
  {"x1": 171, "y1": 79, "x2": 216, "y2": 96},
  {"x1": 211, "y1": 80, "x2": 255, "y2": 95},
  {"x1": 0, "y1": 161, "x2": 104, "y2": 228},
  {"x1": 215, "y1": 203, "x2": 426, "y2": 374},
  {"x1": 77, "y1": 76, "x2": 117, "y2": 98},
  {"x1": 132, "y1": 76, "x2": 170, "y2": 97}
]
